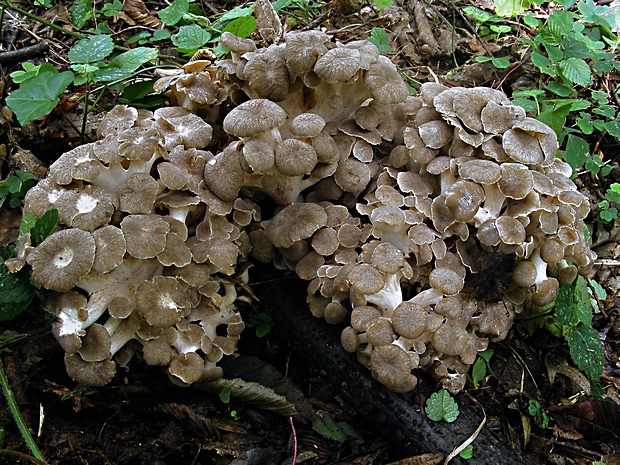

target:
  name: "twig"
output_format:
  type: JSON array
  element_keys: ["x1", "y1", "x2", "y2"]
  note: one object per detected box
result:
[
  {"x1": 443, "y1": 394, "x2": 486, "y2": 465},
  {"x1": 289, "y1": 416, "x2": 298, "y2": 465},
  {"x1": 0, "y1": 42, "x2": 48, "y2": 64},
  {"x1": 0, "y1": 358, "x2": 46, "y2": 462}
]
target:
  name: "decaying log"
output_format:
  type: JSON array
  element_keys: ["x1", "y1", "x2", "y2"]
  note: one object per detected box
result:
[{"x1": 256, "y1": 274, "x2": 534, "y2": 465}]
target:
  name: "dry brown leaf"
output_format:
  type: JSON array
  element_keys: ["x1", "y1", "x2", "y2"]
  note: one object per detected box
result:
[
  {"x1": 122, "y1": 0, "x2": 162, "y2": 29},
  {"x1": 254, "y1": 0, "x2": 283, "y2": 45},
  {"x1": 385, "y1": 453, "x2": 444, "y2": 465}
]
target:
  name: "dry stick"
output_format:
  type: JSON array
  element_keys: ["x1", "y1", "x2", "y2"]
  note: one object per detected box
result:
[
  {"x1": 289, "y1": 417, "x2": 298, "y2": 465},
  {"x1": 0, "y1": 42, "x2": 49, "y2": 64}
]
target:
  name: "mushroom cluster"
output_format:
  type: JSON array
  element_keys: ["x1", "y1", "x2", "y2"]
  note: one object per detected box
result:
[{"x1": 16, "y1": 31, "x2": 595, "y2": 392}]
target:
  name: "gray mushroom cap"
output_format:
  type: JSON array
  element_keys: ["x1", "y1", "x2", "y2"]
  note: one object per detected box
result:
[
  {"x1": 266, "y1": 203, "x2": 328, "y2": 248},
  {"x1": 223, "y1": 99, "x2": 287, "y2": 137},
  {"x1": 27, "y1": 229, "x2": 96, "y2": 292}
]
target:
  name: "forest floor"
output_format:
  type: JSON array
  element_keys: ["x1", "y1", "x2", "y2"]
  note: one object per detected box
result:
[{"x1": 1, "y1": 0, "x2": 620, "y2": 464}]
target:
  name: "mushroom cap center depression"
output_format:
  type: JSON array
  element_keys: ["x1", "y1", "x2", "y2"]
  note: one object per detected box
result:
[{"x1": 53, "y1": 247, "x2": 75, "y2": 268}]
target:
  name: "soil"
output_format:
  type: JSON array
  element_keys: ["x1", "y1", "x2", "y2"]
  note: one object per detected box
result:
[{"x1": 1, "y1": 0, "x2": 620, "y2": 464}]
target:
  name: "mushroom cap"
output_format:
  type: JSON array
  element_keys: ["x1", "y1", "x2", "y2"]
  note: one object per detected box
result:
[
  {"x1": 428, "y1": 267, "x2": 464, "y2": 295},
  {"x1": 120, "y1": 214, "x2": 170, "y2": 259},
  {"x1": 369, "y1": 344, "x2": 416, "y2": 392},
  {"x1": 135, "y1": 276, "x2": 189, "y2": 328},
  {"x1": 79, "y1": 323, "x2": 111, "y2": 362},
  {"x1": 392, "y1": 301, "x2": 428, "y2": 339},
  {"x1": 244, "y1": 52, "x2": 290, "y2": 102},
  {"x1": 498, "y1": 163, "x2": 533, "y2": 200},
  {"x1": 348, "y1": 263, "x2": 384, "y2": 295},
  {"x1": 223, "y1": 99, "x2": 287, "y2": 137},
  {"x1": 203, "y1": 145, "x2": 246, "y2": 202},
  {"x1": 265, "y1": 203, "x2": 328, "y2": 248},
  {"x1": 64, "y1": 352, "x2": 116, "y2": 386},
  {"x1": 334, "y1": 158, "x2": 372, "y2": 194},
  {"x1": 27, "y1": 228, "x2": 96, "y2": 292},
  {"x1": 314, "y1": 47, "x2": 361, "y2": 83},
  {"x1": 364, "y1": 56, "x2": 409, "y2": 104},
  {"x1": 168, "y1": 352, "x2": 205, "y2": 386},
  {"x1": 284, "y1": 30, "x2": 330, "y2": 74},
  {"x1": 221, "y1": 31, "x2": 256, "y2": 54},
  {"x1": 118, "y1": 172, "x2": 160, "y2": 214},
  {"x1": 289, "y1": 113, "x2": 326, "y2": 138},
  {"x1": 275, "y1": 138, "x2": 318, "y2": 176},
  {"x1": 91, "y1": 225, "x2": 126, "y2": 274}
]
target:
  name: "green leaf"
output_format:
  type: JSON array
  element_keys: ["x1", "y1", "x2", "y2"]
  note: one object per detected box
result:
[
  {"x1": 459, "y1": 445, "x2": 474, "y2": 459},
  {"x1": 605, "y1": 120, "x2": 620, "y2": 138},
  {"x1": 559, "y1": 58, "x2": 591, "y2": 87},
  {"x1": 472, "y1": 357, "x2": 487, "y2": 388},
  {"x1": 72, "y1": 0, "x2": 93, "y2": 28},
  {"x1": 547, "y1": 81, "x2": 573, "y2": 97},
  {"x1": 221, "y1": 16, "x2": 257, "y2": 38},
  {"x1": 94, "y1": 48, "x2": 158, "y2": 82},
  {"x1": 101, "y1": 0, "x2": 123, "y2": 16},
  {"x1": 219, "y1": 6, "x2": 254, "y2": 22},
  {"x1": 219, "y1": 386, "x2": 232, "y2": 403},
  {"x1": 536, "y1": 102, "x2": 571, "y2": 137},
  {"x1": 272, "y1": 0, "x2": 294, "y2": 11},
  {"x1": 555, "y1": 284, "x2": 575, "y2": 326},
  {"x1": 172, "y1": 25, "x2": 212, "y2": 53},
  {"x1": 522, "y1": 13, "x2": 540, "y2": 27},
  {"x1": 121, "y1": 79, "x2": 157, "y2": 102},
  {"x1": 491, "y1": 57, "x2": 511, "y2": 68},
  {"x1": 530, "y1": 51, "x2": 556, "y2": 75},
  {"x1": 312, "y1": 414, "x2": 346, "y2": 442},
  {"x1": 30, "y1": 209, "x2": 58, "y2": 246},
  {"x1": 158, "y1": 0, "x2": 188, "y2": 26},
  {"x1": 463, "y1": 6, "x2": 503, "y2": 24},
  {"x1": 564, "y1": 134, "x2": 589, "y2": 169},
  {"x1": 19, "y1": 211, "x2": 37, "y2": 237},
  {"x1": 152, "y1": 29, "x2": 171, "y2": 42},
  {"x1": 425, "y1": 389, "x2": 460, "y2": 422},
  {"x1": 374, "y1": 0, "x2": 393, "y2": 9},
  {"x1": 566, "y1": 324, "x2": 604, "y2": 380},
  {"x1": 494, "y1": 0, "x2": 526, "y2": 17},
  {"x1": 5, "y1": 70, "x2": 74, "y2": 125}
]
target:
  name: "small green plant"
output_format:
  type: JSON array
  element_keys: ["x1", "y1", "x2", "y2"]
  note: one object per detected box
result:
[
  {"x1": 0, "y1": 171, "x2": 36, "y2": 209},
  {"x1": 219, "y1": 386, "x2": 232, "y2": 403},
  {"x1": 474, "y1": 55, "x2": 511, "y2": 69},
  {"x1": 528, "y1": 399, "x2": 550, "y2": 428},
  {"x1": 367, "y1": 27, "x2": 392, "y2": 53},
  {"x1": 528, "y1": 399, "x2": 549, "y2": 427},
  {"x1": 548, "y1": 276, "x2": 605, "y2": 382},
  {"x1": 459, "y1": 444, "x2": 474, "y2": 459},
  {"x1": 471, "y1": 348, "x2": 495, "y2": 388},
  {"x1": 245, "y1": 312, "x2": 272, "y2": 337},
  {"x1": 312, "y1": 413, "x2": 346, "y2": 442},
  {"x1": 425, "y1": 389, "x2": 460, "y2": 422},
  {"x1": 230, "y1": 409, "x2": 240, "y2": 421}
]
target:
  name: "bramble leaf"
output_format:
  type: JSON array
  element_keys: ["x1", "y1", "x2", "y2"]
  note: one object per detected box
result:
[
  {"x1": 494, "y1": 0, "x2": 526, "y2": 17},
  {"x1": 172, "y1": 25, "x2": 212, "y2": 53},
  {"x1": 425, "y1": 389, "x2": 459, "y2": 422},
  {"x1": 5, "y1": 70, "x2": 74, "y2": 125},
  {"x1": 559, "y1": 58, "x2": 591, "y2": 87},
  {"x1": 30, "y1": 209, "x2": 58, "y2": 247},
  {"x1": 566, "y1": 324, "x2": 604, "y2": 380}
]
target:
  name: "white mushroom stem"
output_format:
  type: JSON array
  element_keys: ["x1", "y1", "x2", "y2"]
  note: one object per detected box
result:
[
  {"x1": 530, "y1": 248, "x2": 550, "y2": 286},
  {"x1": 108, "y1": 314, "x2": 142, "y2": 355},
  {"x1": 90, "y1": 152, "x2": 161, "y2": 194},
  {"x1": 365, "y1": 272, "x2": 403, "y2": 318},
  {"x1": 473, "y1": 183, "x2": 505, "y2": 227},
  {"x1": 408, "y1": 287, "x2": 444, "y2": 308}
]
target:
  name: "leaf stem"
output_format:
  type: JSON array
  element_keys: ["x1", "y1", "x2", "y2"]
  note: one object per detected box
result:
[{"x1": 0, "y1": 358, "x2": 46, "y2": 462}]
